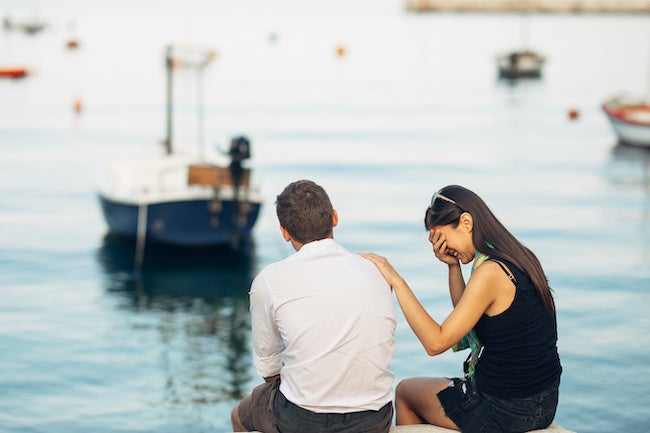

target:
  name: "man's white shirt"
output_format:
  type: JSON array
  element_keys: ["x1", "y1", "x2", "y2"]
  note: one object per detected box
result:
[{"x1": 250, "y1": 238, "x2": 396, "y2": 413}]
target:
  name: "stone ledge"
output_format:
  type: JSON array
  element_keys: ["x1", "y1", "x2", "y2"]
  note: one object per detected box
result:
[
  {"x1": 239, "y1": 422, "x2": 574, "y2": 433},
  {"x1": 387, "y1": 423, "x2": 574, "y2": 432}
]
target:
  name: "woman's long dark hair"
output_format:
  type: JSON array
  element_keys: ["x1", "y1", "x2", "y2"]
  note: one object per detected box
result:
[{"x1": 425, "y1": 185, "x2": 555, "y2": 312}]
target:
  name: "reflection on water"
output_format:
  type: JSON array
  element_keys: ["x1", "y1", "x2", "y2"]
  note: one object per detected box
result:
[
  {"x1": 96, "y1": 234, "x2": 257, "y2": 403},
  {"x1": 609, "y1": 143, "x2": 650, "y2": 196},
  {"x1": 608, "y1": 143, "x2": 650, "y2": 269}
]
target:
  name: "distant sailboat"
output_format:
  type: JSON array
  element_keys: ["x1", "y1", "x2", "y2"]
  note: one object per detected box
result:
[
  {"x1": 97, "y1": 45, "x2": 263, "y2": 249},
  {"x1": 2, "y1": 14, "x2": 46, "y2": 34},
  {"x1": 602, "y1": 41, "x2": 650, "y2": 148},
  {"x1": 497, "y1": 50, "x2": 545, "y2": 79},
  {"x1": 497, "y1": 7, "x2": 545, "y2": 79},
  {"x1": 602, "y1": 97, "x2": 650, "y2": 148}
]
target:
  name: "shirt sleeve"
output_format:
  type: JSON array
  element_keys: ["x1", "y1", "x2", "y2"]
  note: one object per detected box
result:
[{"x1": 249, "y1": 272, "x2": 283, "y2": 378}]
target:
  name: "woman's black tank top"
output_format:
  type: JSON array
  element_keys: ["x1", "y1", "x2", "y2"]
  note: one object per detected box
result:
[{"x1": 474, "y1": 257, "x2": 562, "y2": 398}]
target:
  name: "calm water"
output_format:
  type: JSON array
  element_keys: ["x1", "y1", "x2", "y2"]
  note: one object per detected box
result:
[{"x1": 1, "y1": 1, "x2": 650, "y2": 432}]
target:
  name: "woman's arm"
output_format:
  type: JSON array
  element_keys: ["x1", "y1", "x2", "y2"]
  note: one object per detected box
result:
[
  {"x1": 361, "y1": 253, "x2": 499, "y2": 356},
  {"x1": 447, "y1": 264, "x2": 465, "y2": 307}
]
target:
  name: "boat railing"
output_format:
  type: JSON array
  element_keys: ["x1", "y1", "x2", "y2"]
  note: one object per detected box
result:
[{"x1": 187, "y1": 164, "x2": 251, "y2": 188}]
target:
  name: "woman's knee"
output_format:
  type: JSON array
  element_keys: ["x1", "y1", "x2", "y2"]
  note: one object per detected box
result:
[
  {"x1": 395, "y1": 377, "x2": 431, "y2": 405},
  {"x1": 395, "y1": 378, "x2": 415, "y2": 401}
]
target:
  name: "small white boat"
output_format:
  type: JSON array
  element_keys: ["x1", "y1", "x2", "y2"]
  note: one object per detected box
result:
[
  {"x1": 497, "y1": 50, "x2": 545, "y2": 79},
  {"x1": 602, "y1": 97, "x2": 650, "y2": 148},
  {"x1": 2, "y1": 15, "x2": 47, "y2": 34}
]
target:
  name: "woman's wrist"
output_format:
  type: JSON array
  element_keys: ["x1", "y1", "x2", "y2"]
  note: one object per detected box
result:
[{"x1": 390, "y1": 275, "x2": 407, "y2": 290}]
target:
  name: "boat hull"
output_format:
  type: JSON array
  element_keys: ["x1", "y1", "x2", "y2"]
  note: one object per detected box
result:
[
  {"x1": 602, "y1": 98, "x2": 650, "y2": 148},
  {"x1": 0, "y1": 67, "x2": 28, "y2": 78},
  {"x1": 497, "y1": 51, "x2": 545, "y2": 79},
  {"x1": 98, "y1": 194, "x2": 261, "y2": 247}
]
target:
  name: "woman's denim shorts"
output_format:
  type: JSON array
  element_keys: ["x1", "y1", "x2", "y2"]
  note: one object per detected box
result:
[{"x1": 437, "y1": 376, "x2": 559, "y2": 433}]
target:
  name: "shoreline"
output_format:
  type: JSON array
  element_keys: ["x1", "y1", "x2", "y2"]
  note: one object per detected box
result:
[{"x1": 405, "y1": 0, "x2": 650, "y2": 13}]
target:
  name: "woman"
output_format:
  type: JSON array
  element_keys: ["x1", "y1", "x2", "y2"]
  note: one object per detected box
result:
[{"x1": 362, "y1": 185, "x2": 561, "y2": 433}]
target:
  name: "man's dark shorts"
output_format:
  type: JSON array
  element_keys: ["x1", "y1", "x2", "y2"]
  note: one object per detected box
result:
[{"x1": 238, "y1": 378, "x2": 393, "y2": 433}]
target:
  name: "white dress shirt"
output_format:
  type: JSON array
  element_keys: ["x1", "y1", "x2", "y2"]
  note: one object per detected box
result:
[{"x1": 250, "y1": 238, "x2": 395, "y2": 413}]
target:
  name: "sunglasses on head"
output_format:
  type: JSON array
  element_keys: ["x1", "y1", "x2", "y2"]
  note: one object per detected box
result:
[{"x1": 429, "y1": 190, "x2": 458, "y2": 209}]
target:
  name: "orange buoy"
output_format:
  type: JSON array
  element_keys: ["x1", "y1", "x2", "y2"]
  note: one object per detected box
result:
[
  {"x1": 567, "y1": 108, "x2": 579, "y2": 121},
  {"x1": 73, "y1": 98, "x2": 82, "y2": 114},
  {"x1": 66, "y1": 39, "x2": 79, "y2": 49},
  {"x1": 336, "y1": 45, "x2": 346, "y2": 57}
]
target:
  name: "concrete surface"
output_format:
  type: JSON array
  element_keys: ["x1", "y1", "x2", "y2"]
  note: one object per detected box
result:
[
  {"x1": 387, "y1": 423, "x2": 575, "y2": 432},
  {"x1": 237, "y1": 422, "x2": 575, "y2": 432}
]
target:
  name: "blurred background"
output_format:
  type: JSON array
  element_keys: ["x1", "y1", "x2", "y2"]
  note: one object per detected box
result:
[{"x1": 1, "y1": 0, "x2": 649, "y2": 432}]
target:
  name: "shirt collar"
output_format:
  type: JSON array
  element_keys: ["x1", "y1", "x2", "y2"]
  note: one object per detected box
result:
[{"x1": 295, "y1": 238, "x2": 341, "y2": 256}]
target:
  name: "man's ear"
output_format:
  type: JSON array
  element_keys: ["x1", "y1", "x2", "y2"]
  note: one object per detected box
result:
[
  {"x1": 280, "y1": 225, "x2": 291, "y2": 241},
  {"x1": 332, "y1": 209, "x2": 339, "y2": 228}
]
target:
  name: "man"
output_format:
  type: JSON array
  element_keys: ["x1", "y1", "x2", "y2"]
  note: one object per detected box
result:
[{"x1": 231, "y1": 179, "x2": 396, "y2": 433}]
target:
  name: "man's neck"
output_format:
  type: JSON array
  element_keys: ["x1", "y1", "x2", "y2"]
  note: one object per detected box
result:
[{"x1": 291, "y1": 235, "x2": 334, "y2": 251}]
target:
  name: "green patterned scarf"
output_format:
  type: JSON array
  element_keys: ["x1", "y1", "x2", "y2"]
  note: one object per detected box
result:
[{"x1": 450, "y1": 252, "x2": 488, "y2": 378}]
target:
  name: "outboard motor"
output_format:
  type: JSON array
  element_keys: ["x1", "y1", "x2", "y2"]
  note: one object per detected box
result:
[
  {"x1": 225, "y1": 135, "x2": 253, "y2": 241},
  {"x1": 228, "y1": 135, "x2": 251, "y2": 188}
]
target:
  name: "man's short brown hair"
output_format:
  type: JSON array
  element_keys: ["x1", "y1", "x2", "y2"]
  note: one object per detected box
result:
[{"x1": 275, "y1": 180, "x2": 333, "y2": 244}]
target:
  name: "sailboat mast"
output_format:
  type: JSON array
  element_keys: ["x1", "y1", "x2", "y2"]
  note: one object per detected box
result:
[
  {"x1": 197, "y1": 65, "x2": 204, "y2": 162},
  {"x1": 646, "y1": 37, "x2": 650, "y2": 102},
  {"x1": 164, "y1": 45, "x2": 173, "y2": 155},
  {"x1": 520, "y1": 0, "x2": 530, "y2": 50}
]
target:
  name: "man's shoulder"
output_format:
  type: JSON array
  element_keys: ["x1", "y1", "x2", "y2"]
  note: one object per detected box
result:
[
  {"x1": 250, "y1": 254, "x2": 298, "y2": 288},
  {"x1": 257, "y1": 253, "x2": 296, "y2": 273}
]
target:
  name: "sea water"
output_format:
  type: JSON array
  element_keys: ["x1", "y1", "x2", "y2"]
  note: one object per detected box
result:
[{"x1": 1, "y1": 1, "x2": 649, "y2": 432}]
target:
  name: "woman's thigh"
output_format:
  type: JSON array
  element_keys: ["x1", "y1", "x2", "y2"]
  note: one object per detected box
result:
[{"x1": 395, "y1": 377, "x2": 458, "y2": 429}]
